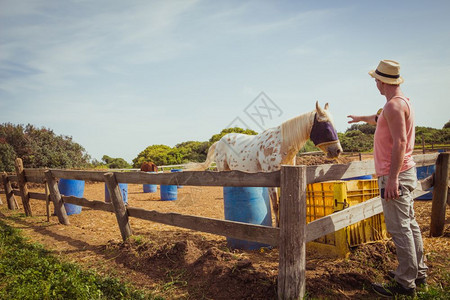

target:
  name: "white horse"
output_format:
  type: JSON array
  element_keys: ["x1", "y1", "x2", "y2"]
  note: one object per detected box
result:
[{"x1": 189, "y1": 101, "x2": 342, "y2": 226}]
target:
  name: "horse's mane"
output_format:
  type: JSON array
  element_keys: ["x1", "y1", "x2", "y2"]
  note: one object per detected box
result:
[{"x1": 281, "y1": 110, "x2": 315, "y2": 154}]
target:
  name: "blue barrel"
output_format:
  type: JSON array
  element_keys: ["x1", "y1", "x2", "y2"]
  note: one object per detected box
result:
[
  {"x1": 416, "y1": 165, "x2": 435, "y2": 200},
  {"x1": 170, "y1": 169, "x2": 183, "y2": 188},
  {"x1": 58, "y1": 179, "x2": 84, "y2": 215},
  {"x1": 343, "y1": 175, "x2": 373, "y2": 181},
  {"x1": 160, "y1": 185, "x2": 177, "y2": 201},
  {"x1": 105, "y1": 183, "x2": 128, "y2": 204},
  {"x1": 143, "y1": 184, "x2": 157, "y2": 193},
  {"x1": 143, "y1": 172, "x2": 157, "y2": 193},
  {"x1": 223, "y1": 187, "x2": 272, "y2": 250}
]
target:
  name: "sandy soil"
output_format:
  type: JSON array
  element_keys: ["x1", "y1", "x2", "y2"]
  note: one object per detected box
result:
[{"x1": 1, "y1": 156, "x2": 449, "y2": 299}]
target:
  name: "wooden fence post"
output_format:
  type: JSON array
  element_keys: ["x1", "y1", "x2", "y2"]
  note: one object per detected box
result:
[
  {"x1": 45, "y1": 181, "x2": 50, "y2": 222},
  {"x1": 44, "y1": 170, "x2": 70, "y2": 225},
  {"x1": 2, "y1": 173, "x2": 19, "y2": 210},
  {"x1": 430, "y1": 152, "x2": 450, "y2": 237},
  {"x1": 14, "y1": 158, "x2": 33, "y2": 216},
  {"x1": 422, "y1": 136, "x2": 425, "y2": 154},
  {"x1": 278, "y1": 165, "x2": 307, "y2": 300},
  {"x1": 104, "y1": 172, "x2": 132, "y2": 241},
  {"x1": 447, "y1": 186, "x2": 450, "y2": 206}
]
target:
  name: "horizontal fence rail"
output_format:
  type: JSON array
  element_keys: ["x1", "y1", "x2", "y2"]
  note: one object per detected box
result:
[
  {"x1": 24, "y1": 169, "x2": 281, "y2": 187},
  {"x1": 18, "y1": 153, "x2": 439, "y2": 186},
  {"x1": 114, "y1": 170, "x2": 280, "y2": 187},
  {"x1": 63, "y1": 196, "x2": 115, "y2": 213},
  {"x1": 126, "y1": 207, "x2": 280, "y2": 246},
  {"x1": 305, "y1": 153, "x2": 438, "y2": 184}
]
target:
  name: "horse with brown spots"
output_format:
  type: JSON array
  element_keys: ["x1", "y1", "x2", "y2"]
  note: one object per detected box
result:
[{"x1": 188, "y1": 101, "x2": 342, "y2": 226}]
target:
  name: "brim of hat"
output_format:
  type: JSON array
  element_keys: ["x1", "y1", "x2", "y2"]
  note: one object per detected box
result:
[{"x1": 369, "y1": 70, "x2": 404, "y2": 85}]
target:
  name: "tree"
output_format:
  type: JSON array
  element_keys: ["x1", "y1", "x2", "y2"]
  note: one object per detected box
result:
[
  {"x1": 209, "y1": 127, "x2": 258, "y2": 143},
  {"x1": 0, "y1": 123, "x2": 30, "y2": 165},
  {"x1": 132, "y1": 128, "x2": 259, "y2": 168},
  {"x1": 298, "y1": 140, "x2": 320, "y2": 153},
  {"x1": 339, "y1": 124, "x2": 376, "y2": 152},
  {"x1": 132, "y1": 144, "x2": 180, "y2": 168},
  {"x1": 415, "y1": 126, "x2": 440, "y2": 145},
  {"x1": 0, "y1": 123, "x2": 90, "y2": 171},
  {"x1": 0, "y1": 142, "x2": 16, "y2": 172},
  {"x1": 24, "y1": 124, "x2": 90, "y2": 169},
  {"x1": 346, "y1": 123, "x2": 376, "y2": 135},
  {"x1": 101, "y1": 155, "x2": 131, "y2": 169},
  {"x1": 444, "y1": 120, "x2": 450, "y2": 129},
  {"x1": 338, "y1": 131, "x2": 374, "y2": 152},
  {"x1": 174, "y1": 141, "x2": 210, "y2": 162}
]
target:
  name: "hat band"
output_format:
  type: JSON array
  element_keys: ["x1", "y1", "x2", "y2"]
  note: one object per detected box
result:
[{"x1": 375, "y1": 69, "x2": 400, "y2": 79}]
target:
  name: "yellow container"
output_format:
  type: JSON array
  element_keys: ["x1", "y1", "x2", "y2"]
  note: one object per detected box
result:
[{"x1": 306, "y1": 179, "x2": 387, "y2": 257}]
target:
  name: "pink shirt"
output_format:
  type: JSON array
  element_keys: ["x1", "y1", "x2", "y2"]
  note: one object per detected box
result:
[{"x1": 374, "y1": 96, "x2": 416, "y2": 176}]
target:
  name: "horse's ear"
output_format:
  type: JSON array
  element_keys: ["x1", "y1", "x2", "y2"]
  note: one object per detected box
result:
[
  {"x1": 316, "y1": 101, "x2": 326, "y2": 116},
  {"x1": 324, "y1": 103, "x2": 329, "y2": 110}
]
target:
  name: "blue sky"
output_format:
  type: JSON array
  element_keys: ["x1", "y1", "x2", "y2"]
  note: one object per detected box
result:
[{"x1": 1, "y1": 0, "x2": 449, "y2": 164}]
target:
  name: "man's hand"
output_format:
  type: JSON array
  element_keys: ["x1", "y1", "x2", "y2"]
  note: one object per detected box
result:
[
  {"x1": 347, "y1": 115, "x2": 362, "y2": 124},
  {"x1": 384, "y1": 177, "x2": 400, "y2": 201},
  {"x1": 347, "y1": 114, "x2": 377, "y2": 125}
]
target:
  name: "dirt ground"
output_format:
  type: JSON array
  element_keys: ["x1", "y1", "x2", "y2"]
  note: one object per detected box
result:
[{"x1": 1, "y1": 156, "x2": 449, "y2": 299}]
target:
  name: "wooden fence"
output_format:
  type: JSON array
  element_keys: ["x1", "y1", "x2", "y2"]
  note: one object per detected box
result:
[{"x1": 1, "y1": 152, "x2": 448, "y2": 299}]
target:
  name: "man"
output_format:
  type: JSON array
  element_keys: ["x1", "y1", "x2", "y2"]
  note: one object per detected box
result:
[{"x1": 347, "y1": 60, "x2": 427, "y2": 297}]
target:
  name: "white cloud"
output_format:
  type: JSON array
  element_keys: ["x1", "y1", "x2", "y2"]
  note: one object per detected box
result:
[{"x1": 0, "y1": 0, "x2": 201, "y2": 94}]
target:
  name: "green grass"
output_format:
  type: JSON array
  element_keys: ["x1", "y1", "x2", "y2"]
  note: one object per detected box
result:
[
  {"x1": 1, "y1": 217, "x2": 448, "y2": 300},
  {"x1": 0, "y1": 219, "x2": 163, "y2": 300}
]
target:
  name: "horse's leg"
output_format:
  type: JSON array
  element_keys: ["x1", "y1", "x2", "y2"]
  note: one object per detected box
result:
[{"x1": 268, "y1": 187, "x2": 279, "y2": 227}]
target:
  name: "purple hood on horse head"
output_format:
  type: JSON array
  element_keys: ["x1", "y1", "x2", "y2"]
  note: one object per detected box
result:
[{"x1": 310, "y1": 113, "x2": 339, "y2": 146}]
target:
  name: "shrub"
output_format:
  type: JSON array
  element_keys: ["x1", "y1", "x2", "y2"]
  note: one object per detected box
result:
[
  {"x1": 0, "y1": 123, "x2": 90, "y2": 171},
  {"x1": 101, "y1": 155, "x2": 132, "y2": 169}
]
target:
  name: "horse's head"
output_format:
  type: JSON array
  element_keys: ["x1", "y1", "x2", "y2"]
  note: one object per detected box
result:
[{"x1": 310, "y1": 101, "x2": 343, "y2": 159}]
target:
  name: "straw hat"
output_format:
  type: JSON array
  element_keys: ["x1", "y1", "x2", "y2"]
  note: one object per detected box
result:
[{"x1": 369, "y1": 59, "x2": 404, "y2": 85}]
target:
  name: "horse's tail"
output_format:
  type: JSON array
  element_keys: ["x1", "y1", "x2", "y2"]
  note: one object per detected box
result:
[{"x1": 185, "y1": 141, "x2": 218, "y2": 171}]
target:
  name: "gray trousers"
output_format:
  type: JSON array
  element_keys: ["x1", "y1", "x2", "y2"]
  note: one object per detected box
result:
[{"x1": 378, "y1": 167, "x2": 428, "y2": 289}]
